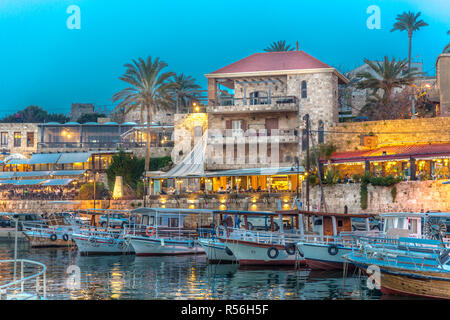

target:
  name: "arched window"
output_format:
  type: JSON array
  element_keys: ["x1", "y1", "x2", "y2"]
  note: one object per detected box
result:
[
  {"x1": 301, "y1": 81, "x2": 307, "y2": 98},
  {"x1": 318, "y1": 121, "x2": 324, "y2": 144}
]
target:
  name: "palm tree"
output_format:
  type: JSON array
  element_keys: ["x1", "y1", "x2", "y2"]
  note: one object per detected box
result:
[
  {"x1": 112, "y1": 56, "x2": 175, "y2": 171},
  {"x1": 444, "y1": 30, "x2": 450, "y2": 53},
  {"x1": 391, "y1": 11, "x2": 428, "y2": 69},
  {"x1": 264, "y1": 40, "x2": 294, "y2": 52},
  {"x1": 355, "y1": 57, "x2": 422, "y2": 105},
  {"x1": 170, "y1": 74, "x2": 201, "y2": 113}
]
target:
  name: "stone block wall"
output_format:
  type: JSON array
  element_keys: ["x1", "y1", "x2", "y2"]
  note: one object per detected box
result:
[
  {"x1": 307, "y1": 180, "x2": 450, "y2": 214},
  {"x1": 173, "y1": 113, "x2": 208, "y2": 164},
  {"x1": 327, "y1": 117, "x2": 450, "y2": 152},
  {"x1": 0, "y1": 123, "x2": 39, "y2": 158}
]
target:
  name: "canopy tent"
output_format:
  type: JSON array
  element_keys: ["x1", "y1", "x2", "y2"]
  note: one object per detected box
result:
[
  {"x1": 41, "y1": 179, "x2": 74, "y2": 186},
  {"x1": 56, "y1": 152, "x2": 92, "y2": 164},
  {"x1": 204, "y1": 166, "x2": 305, "y2": 178},
  {"x1": 14, "y1": 171, "x2": 53, "y2": 178},
  {"x1": 28, "y1": 153, "x2": 61, "y2": 165},
  {"x1": 6, "y1": 159, "x2": 29, "y2": 165},
  {"x1": 51, "y1": 170, "x2": 86, "y2": 176},
  {"x1": 3, "y1": 153, "x2": 27, "y2": 162},
  {"x1": 0, "y1": 180, "x2": 17, "y2": 185},
  {"x1": 0, "y1": 172, "x2": 16, "y2": 179},
  {"x1": 157, "y1": 133, "x2": 207, "y2": 179},
  {"x1": 14, "y1": 179, "x2": 47, "y2": 186}
]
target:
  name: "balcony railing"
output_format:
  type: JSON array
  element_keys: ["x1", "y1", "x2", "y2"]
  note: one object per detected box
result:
[
  {"x1": 207, "y1": 96, "x2": 298, "y2": 113},
  {"x1": 37, "y1": 141, "x2": 174, "y2": 150},
  {"x1": 208, "y1": 128, "x2": 298, "y2": 144}
]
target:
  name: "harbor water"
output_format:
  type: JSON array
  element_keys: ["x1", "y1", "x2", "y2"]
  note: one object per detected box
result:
[{"x1": 0, "y1": 242, "x2": 389, "y2": 300}]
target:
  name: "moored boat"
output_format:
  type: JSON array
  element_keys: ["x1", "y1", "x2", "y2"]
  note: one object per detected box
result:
[
  {"x1": 125, "y1": 208, "x2": 211, "y2": 256},
  {"x1": 71, "y1": 209, "x2": 134, "y2": 255},
  {"x1": 216, "y1": 210, "x2": 305, "y2": 267},
  {"x1": 344, "y1": 237, "x2": 450, "y2": 299}
]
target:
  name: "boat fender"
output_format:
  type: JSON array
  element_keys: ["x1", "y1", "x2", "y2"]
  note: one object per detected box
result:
[
  {"x1": 267, "y1": 247, "x2": 279, "y2": 259},
  {"x1": 328, "y1": 245, "x2": 339, "y2": 256},
  {"x1": 225, "y1": 247, "x2": 234, "y2": 256},
  {"x1": 285, "y1": 243, "x2": 296, "y2": 255},
  {"x1": 50, "y1": 234, "x2": 57, "y2": 241},
  {"x1": 62, "y1": 234, "x2": 69, "y2": 241},
  {"x1": 146, "y1": 226, "x2": 156, "y2": 237}
]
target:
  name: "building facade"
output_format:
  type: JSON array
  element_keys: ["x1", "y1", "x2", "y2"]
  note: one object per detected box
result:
[
  {"x1": 0, "y1": 123, "x2": 39, "y2": 158},
  {"x1": 204, "y1": 51, "x2": 348, "y2": 170}
]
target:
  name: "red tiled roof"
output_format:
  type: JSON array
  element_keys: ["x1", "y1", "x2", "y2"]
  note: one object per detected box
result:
[
  {"x1": 323, "y1": 143, "x2": 450, "y2": 164},
  {"x1": 209, "y1": 51, "x2": 332, "y2": 75}
]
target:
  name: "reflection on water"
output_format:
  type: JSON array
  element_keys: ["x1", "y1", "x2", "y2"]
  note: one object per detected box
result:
[{"x1": 0, "y1": 242, "x2": 381, "y2": 300}]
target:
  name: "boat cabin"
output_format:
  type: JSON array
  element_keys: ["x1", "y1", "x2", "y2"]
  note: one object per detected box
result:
[
  {"x1": 213, "y1": 210, "x2": 302, "y2": 234},
  {"x1": 130, "y1": 208, "x2": 214, "y2": 229},
  {"x1": 380, "y1": 212, "x2": 450, "y2": 239},
  {"x1": 277, "y1": 210, "x2": 376, "y2": 238}
]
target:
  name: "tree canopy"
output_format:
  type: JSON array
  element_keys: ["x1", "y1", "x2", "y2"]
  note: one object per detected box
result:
[
  {"x1": 0, "y1": 105, "x2": 70, "y2": 123},
  {"x1": 76, "y1": 112, "x2": 107, "y2": 123},
  {"x1": 105, "y1": 150, "x2": 145, "y2": 192},
  {"x1": 264, "y1": 40, "x2": 294, "y2": 52}
]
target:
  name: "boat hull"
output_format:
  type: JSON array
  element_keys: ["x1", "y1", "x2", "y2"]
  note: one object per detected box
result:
[
  {"x1": 298, "y1": 242, "x2": 353, "y2": 270},
  {"x1": 349, "y1": 259, "x2": 450, "y2": 299},
  {"x1": 130, "y1": 237, "x2": 205, "y2": 256},
  {"x1": 72, "y1": 234, "x2": 134, "y2": 255},
  {"x1": 24, "y1": 230, "x2": 75, "y2": 248},
  {"x1": 198, "y1": 238, "x2": 236, "y2": 263},
  {"x1": 223, "y1": 239, "x2": 304, "y2": 266}
]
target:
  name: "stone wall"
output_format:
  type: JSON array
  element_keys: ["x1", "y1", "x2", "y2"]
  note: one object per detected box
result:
[
  {"x1": 0, "y1": 123, "x2": 39, "y2": 158},
  {"x1": 327, "y1": 117, "x2": 450, "y2": 152},
  {"x1": 437, "y1": 54, "x2": 450, "y2": 117},
  {"x1": 308, "y1": 180, "x2": 450, "y2": 214},
  {"x1": 173, "y1": 113, "x2": 208, "y2": 164}
]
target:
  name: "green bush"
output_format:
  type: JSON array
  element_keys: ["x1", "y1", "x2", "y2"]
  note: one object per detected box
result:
[
  {"x1": 323, "y1": 168, "x2": 340, "y2": 185},
  {"x1": 149, "y1": 156, "x2": 172, "y2": 171},
  {"x1": 106, "y1": 150, "x2": 145, "y2": 191},
  {"x1": 77, "y1": 182, "x2": 110, "y2": 200}
]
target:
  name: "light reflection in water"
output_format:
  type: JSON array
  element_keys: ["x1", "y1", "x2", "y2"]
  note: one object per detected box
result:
[{"x1": 0, "y1": 242, "x2": 383, "y2": 300}]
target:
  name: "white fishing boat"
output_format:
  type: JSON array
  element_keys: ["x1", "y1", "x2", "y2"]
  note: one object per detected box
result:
[
  {"x1": 125, "y1": 208, "x2": 211, "y2": 256},
  {"x1": 71, "y1": 209, "x2": 134, "y2": 255},
  {"x1": 22, "y1": 201, "x2": 82, "y2": 248},
  {"x1": 198, "y1": 238, "x2": 237, "y2": 263},
  {"x1": 297, "y1": 211, "x2": 450, "y2": 270},
  {"x1": 216, "y1": 210, "x2": 305, "y2": 267},
  {"x1": 295, "y1": 211, "x2": 378, "y2": 270}
]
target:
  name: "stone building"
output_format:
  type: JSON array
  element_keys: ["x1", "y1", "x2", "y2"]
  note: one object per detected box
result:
[
  {"x1": 437, "y1": 53, "x2": 450, "y2": 117},
  {"x1": 204, "y1": 50, "x2": 348, "y2": 170},
  {"x1": 0, "y1": 123, "x2": 39, "y2": 158},
  {"x1": 70, "y1": 103, "x2": 95, "y2": 122}
]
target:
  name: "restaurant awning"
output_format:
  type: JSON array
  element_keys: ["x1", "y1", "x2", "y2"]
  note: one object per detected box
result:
[
  {"x1": 323, "y1": 143, "x2": 450, "y2": 164},
  {"x1": 28, "y1": 153, "x2": 61, "y2": 165},
  {"x1": 56, "y1": 152, "x2": 92, "y2": 164},
  {"x1": 41, "y1": 179, "x2": 74, "y2": 186},
  {"x1": 6, "y1": 159, "x2": 29, "y2": 165},
  {"x1": 14, "y1": 179, "x2": 47, "y2": 186},
  {"x1": 51, "y1": 170, "x2": 86, "y2": 176},
  {"x1": 204, "y1": 166, "x2": 305, "y2": 178},
  {"x1": 0, "y1": 172, "x2": 16, "y2": 179},
  {"x1": 0, "y1": 180, "x2": 17, "y2": 185},
  {"x1": 14, "y1": 171, "x2": 52, "y2": 178}
]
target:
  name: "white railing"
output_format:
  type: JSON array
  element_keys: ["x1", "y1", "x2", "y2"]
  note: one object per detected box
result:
[
  {"x1": 217, "y1": 227, "x2": 302, "y2": 245},
  {"x1": 0, "y1": 259, "x2": 47, "y2": 300},
  {"x1": 125, "y1": 224, "x2": 199, "y2": 241}
]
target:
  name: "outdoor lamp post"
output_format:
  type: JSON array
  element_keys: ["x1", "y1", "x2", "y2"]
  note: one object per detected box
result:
[
  {"x1": 291, "y1": 156, "x2": 300, "y2": 200},
  {"x1": 92, "y1": 171, "x2": 99, "y2": 210}
]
